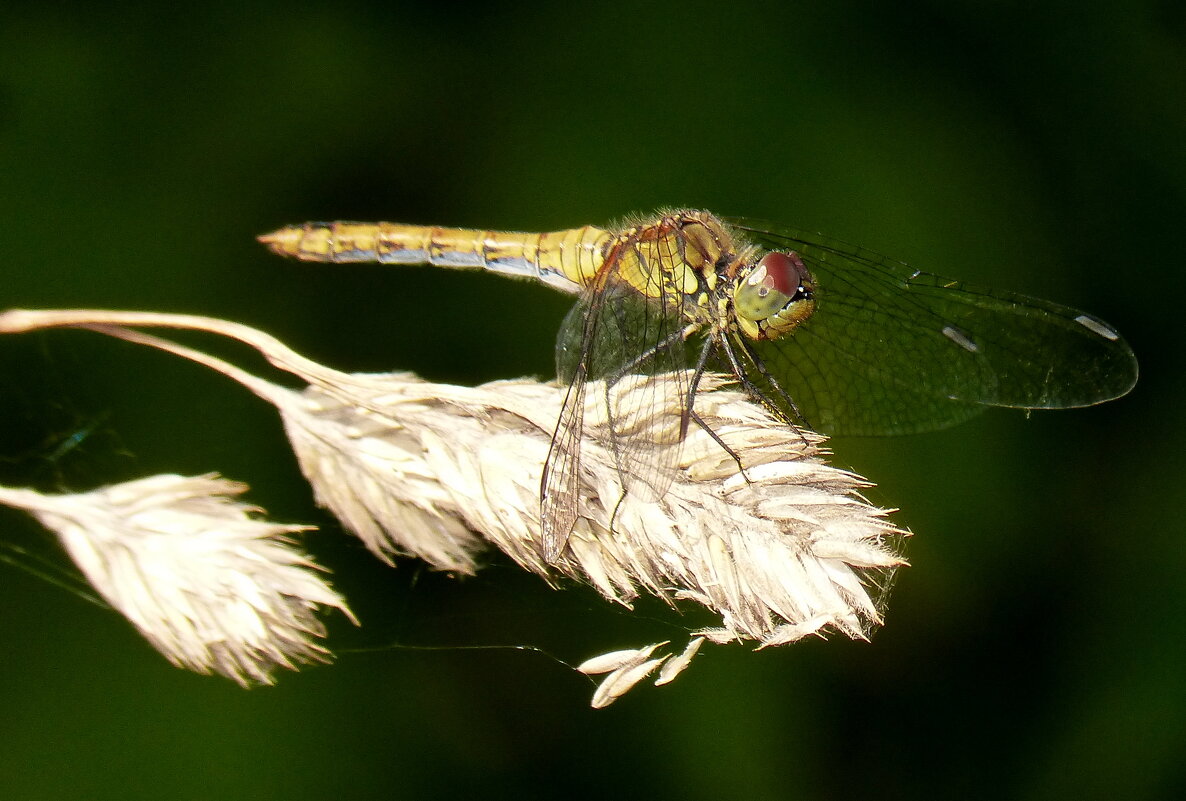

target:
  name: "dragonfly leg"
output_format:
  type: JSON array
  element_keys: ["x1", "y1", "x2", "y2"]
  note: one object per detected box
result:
[
  {"x1": 725, "y1": 335, "x2": 812, "y2": 434},
  {"x1": 605, "y1": 325, "x2": 691, "y2": 381},
  {"x1": 604, "y1": 322, "x2": 750, "y2": 475},
  {"x1": 600, "y1": 322, "x2": 694, "y2": 444},
  {"x1": 685, "y1": 337, "x2": 747, "y2": 477}
]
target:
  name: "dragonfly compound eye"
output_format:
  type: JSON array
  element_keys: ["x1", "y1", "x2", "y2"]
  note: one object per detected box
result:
[{"x1": 734, "y1": 251, "x2": 816, "y2": 340}]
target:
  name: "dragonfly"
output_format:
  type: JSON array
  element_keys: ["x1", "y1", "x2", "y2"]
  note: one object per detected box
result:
[{"x1": 259, "y1": 209, "x2": 1138, "y2": 561}]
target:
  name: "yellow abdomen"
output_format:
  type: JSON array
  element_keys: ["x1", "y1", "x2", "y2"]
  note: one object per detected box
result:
[{"x1": 258, "y1": 221, "x2": 613, "y2": 295}]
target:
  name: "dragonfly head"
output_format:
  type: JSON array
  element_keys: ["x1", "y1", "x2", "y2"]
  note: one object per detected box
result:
[{"x1": 733, "y1": 251, "x2": 816, "y2": 340}]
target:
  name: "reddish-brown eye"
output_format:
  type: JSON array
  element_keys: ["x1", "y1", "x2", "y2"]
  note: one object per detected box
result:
[
  {"x1": 758, "y1": 251, "x2": 808, "y2": 296},
  {"x1": 735, "y1": 250, "x2": 817, "y2": 341}
]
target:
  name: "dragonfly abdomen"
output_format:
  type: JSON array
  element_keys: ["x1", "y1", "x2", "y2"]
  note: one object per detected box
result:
[{"x1": 258, "y1": 221, "x2": 611, "y2": 295}]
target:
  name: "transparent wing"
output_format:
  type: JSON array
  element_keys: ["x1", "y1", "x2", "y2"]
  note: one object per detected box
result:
[
  {"x1": 540, "y1": 249, "x2": 694, "y2": 560},
  {"x1": 728, "y1": 219, "x2": 1139, "y2": 435},
  {"x1": 539, "y1": 335, "x2": 587, "y2": 563}
]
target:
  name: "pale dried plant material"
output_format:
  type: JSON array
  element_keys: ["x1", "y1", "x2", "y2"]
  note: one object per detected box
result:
[
  {"x1": 655, "y1": 636, "x2": 705, "y2": 686},
  {"x1": 0, "y1": 309, "x2": 908, "y2": 705},
  {"x1": 578, "y1": 640, "x2": 681, "y2": 708},
  {"x1": 590, "y1": 656, "x2": 669, "y2": 709},
  {"x1": 0, "y1": 473, "x2": 354, "y2": 686},
  {"x1": 576, "y1": 641, "x2": 670, "y2": 675}
]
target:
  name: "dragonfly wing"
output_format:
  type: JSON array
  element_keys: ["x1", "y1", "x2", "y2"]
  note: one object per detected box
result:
[
  {"x1": 729, "y1": 219, "x2": 1138, "y2": 435},
  {"x1": 542, "y1": 260, "x2": 693, "y2": 559},
  {"x1": 588, "y1": 281, "x2": 690, "y2": 493},
  {"x1": 539, "y1": 344, "x2": 588, "y2": 563}
]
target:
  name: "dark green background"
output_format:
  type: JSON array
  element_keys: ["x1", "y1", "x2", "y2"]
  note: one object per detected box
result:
[{"x1": 1, "y1": 1, "x2": 1181, "y2": 799}]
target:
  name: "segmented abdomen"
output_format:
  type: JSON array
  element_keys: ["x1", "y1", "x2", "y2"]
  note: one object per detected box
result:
[{"x1": 258, "y1": 221, "x2": 612, "y2": 295}]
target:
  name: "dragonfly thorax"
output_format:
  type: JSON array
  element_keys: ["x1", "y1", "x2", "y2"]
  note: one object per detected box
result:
[{"x1": 732, "y1": 250, "x2": 817, "y2": 341}]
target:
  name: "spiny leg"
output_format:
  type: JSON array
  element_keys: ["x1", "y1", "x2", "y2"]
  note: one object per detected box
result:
[
  {"x1": 604, "y1": 324, "x2": 693, "y2": 384},
  {"x1": 731, "y1": 336, "x2": 812, "y2": 433},
  {"x1": 684, "y1": 335, "x2": 748, "y2": 475},
  {"x1": 603, "y1": 321, "x2": 751, "y2": 475}
]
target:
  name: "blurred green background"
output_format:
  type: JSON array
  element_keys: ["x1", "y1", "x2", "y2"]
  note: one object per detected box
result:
[{"x1": 0, "y1": 1, "x2": 1181, "y2": 798}]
